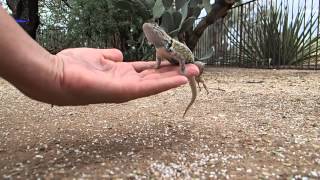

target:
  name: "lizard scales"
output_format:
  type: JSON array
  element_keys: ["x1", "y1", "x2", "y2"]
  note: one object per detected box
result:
[{"x1": 143, "y1": 23, "x2": 208, "y2": 117}]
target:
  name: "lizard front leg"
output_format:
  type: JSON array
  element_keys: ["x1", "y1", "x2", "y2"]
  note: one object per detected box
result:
[
  {"x1": 155, "y1": 55, "x2": 162, "y2": 69},
  {"x1": 170, "y1": 54, "x2": 187, "y2": 75},
  {"x1": 179, "y1": 58, "x2": 187, "y2": 75}
]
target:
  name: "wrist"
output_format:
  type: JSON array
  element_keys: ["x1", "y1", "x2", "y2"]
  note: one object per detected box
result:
[
  {"x1": 15, "y1": 53, "x2": 66, "y2": 105},
  {"x1": 0, "y1": 7, "x2": 69, "y2": 105}
]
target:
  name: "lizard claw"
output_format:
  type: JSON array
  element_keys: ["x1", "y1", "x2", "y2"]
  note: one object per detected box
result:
[{"x1": 180, "y1": 68, "x2": 187, "y2": 76}]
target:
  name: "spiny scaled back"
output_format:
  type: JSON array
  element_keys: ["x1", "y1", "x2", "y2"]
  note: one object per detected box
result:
[{"x1": 170, "y1": 39, "x2": 195, "y2": 64}]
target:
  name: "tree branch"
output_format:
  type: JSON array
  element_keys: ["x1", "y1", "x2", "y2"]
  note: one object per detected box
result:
[
  {"x1": 61, "y1": 0, "x2": 72, "y2": 9},
  {"x1": 5, "y1": 0, "x2": 15, "y2": 13},
  {"x1": 186, "y1": 0, "x2": 235, "y2": 51}
]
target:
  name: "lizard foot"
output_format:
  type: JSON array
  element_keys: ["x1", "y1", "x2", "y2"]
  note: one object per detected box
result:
[{"x1": 154, "y1": 64, "x2": 161, "y2": 69}]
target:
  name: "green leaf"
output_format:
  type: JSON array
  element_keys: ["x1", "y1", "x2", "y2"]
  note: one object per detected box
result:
[
  {"x1": 172, "y1": 11, "x2": 182, "y2": 30},
  {"x1": 161, "y1": 11, "x2": 174, "y2": 32},
  {"x1": 169, "y1": 28, "x2": 180, "y2": 38},
  {"x1": 162, "y1": 0, "x2": 173, "y2": 9},
  {"x1": 203, "y1": 0, "x2": 211, "y2": 13},
  {"x1": 192, "y1": 6, "x2": 202, "y2": 18},
  {"x1": 180, "y1": 0, "x2": 189, "y2": 23},
  {"x1": 180, "y1": 17, "x2": 196, "y2": 33},
  {"x1": 153, "y1": 0, "x2": 165, "y2": 18},
  {"x1": 114, "y1": 0, "x2": 133, "y2": 10},
  {"x1": 175, "y1": 0, "x2": 188, "y2": 10},
  {"x1": 189, "y1": 0, "x2": 202, "y2": 8},
  {"x1": 143, "y1": 0, "x2": 156, "y2": 8}
]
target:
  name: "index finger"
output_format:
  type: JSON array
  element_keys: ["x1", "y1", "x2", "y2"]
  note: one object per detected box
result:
[
  {"x1": 140, "y1": 63, "x2": 200, "y2": 78},
  {"x1": 129, "y1": 75, "x2": 189, "y2": 100},
  {"x1": 129, "y1": 61, "x2": 171, "y2": 72}
]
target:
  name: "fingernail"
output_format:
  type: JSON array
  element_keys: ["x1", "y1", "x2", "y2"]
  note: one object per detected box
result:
[
  {"x1": 179, "y1": 76, "x2": 188, "y2": 84},
  {"x1": 187, "y1": 64, "x2": 200, "y2": 76}
]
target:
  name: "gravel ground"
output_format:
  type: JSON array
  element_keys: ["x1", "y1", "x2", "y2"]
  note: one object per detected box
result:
[{"x1": 0, "y1": 68, "x2": 319, "y2": 179}]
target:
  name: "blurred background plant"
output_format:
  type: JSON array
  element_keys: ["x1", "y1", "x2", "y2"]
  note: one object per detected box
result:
[
  {"x1": 2, "y1": 0, "x2": 236, "y2": 61},
  {"x1": 8, "y1": 0, "x2": 318, "y2": 68},
  {"x1": 150, "y1": 0, "x2": 237, "y2": 51},
  {"x1": 37, "y1": 0, "x2": 154, "y2": 60},
  {"x1": 227, "y1": 3, "x2": 320, "y2": 67}
]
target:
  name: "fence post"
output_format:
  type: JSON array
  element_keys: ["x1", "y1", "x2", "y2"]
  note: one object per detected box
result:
[{"x1": 238, "y1": 5, "x2": 244, "y2": 67}]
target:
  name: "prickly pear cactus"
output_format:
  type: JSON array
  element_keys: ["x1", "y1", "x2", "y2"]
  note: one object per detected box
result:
[{"x1": 152, "y1": 0, "x2": 213, "y2": 37}]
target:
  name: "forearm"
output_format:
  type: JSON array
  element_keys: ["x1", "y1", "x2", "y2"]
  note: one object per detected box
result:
[{"x1": 0, "y1": 7, "x2": 64, "y2": 104}]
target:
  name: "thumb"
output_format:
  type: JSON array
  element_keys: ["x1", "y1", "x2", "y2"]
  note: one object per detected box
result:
[{"x1": 99, "y1": 48, "x2": 123, "y2": 62}]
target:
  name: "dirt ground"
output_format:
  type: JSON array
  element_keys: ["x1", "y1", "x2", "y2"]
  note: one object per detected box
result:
[{"x1": 0, "y1": 68, "x2": 319, "y2": 179}]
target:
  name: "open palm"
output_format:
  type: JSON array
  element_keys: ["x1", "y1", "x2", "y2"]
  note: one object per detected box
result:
[{"x1": 55, "y1": 48, "x2": 199, "y2": 105}]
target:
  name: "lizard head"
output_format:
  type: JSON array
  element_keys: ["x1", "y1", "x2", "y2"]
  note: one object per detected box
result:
[{"x1": 143, "y1": 23, "x2": 171, "y2": 48}]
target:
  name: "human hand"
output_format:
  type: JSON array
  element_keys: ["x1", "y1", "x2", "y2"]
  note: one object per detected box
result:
[{"x1": 54, "y1": 48, "x2": 199, "y2": 105}]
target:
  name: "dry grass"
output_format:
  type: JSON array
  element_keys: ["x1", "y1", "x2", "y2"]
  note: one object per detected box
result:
[{"x1": 0, "y1": 68, "x2": 319, "y2": 179}]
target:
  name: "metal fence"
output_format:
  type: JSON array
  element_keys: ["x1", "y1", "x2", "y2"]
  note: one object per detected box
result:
[{"x1": 194, "y1": 0, "x2": 320, "y2": 69}]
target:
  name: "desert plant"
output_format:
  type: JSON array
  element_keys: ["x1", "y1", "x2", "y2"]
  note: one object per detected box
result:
[
  {"x1": 150, "y1": 0, "x2": 237, "y2": 51},
  {"x1": 227, "y1": 4, "x2": 320, "y2": 67}
]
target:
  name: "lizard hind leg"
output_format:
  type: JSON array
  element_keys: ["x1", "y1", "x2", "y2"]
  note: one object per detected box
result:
[
  {"x1": 198, "y1": 76, "x2": 209, "y2": 94},
  {"x1": 195, "y1": 76, "x2": 202, "y2": 91},
  {"x1": 194, "y1": 61, "x2": 209, "y2": 94}
]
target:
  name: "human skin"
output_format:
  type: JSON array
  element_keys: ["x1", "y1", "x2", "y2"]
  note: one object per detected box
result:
[{"x1": 0, "y1": 7, "x2": 199, "y2": 105}]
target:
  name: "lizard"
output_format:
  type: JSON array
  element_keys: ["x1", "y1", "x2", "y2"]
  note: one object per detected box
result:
[{"x1": 142, "y1": 22, "x2": 209, "y2": 117}]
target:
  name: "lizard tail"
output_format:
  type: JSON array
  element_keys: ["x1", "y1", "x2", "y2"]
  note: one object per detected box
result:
[{"x1": 183, "y1": 76, "x2": 197, "y2": 118}]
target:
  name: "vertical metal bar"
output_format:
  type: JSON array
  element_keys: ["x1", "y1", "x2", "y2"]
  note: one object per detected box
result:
[
  {"x1": 222, "y1": 18, "x2": 225, "y2": 66},
  {"x1": 208, "y1": 24, "x2": 211, "y2": 65},
  {"x1": 223, "y1": 18, "x2": 226, "y2": 66},
  {"x1": 266, "y1": 0, "x2": 271, "y2": 68},
  {"x1": 253, "y1": 0, "x2": 256, "y2": 67},
  {"x1": 255, "y1": 0, "x2": 258, "y2": 68},
  {"x1": 280, "y1": 1, "x2": 284, "y2": 68},
  {"x1": 294, "y1": 0, "x2": 298, "y2": 68},
  {"x1": 301, "y1": 0, "x2": 307, "y2": 69},
  {"x1": 236, "y1": 4, "x2": 239, "y2": 66},
  {"x1": 232, "y1": 5, "x2": 236, "y2": 66},
  {"x1": 210, "y1": 24, "x2": 213, "y2": 66},
  {"x1": 287, "y1": 0, "x2": 291, "y2": 69},
  {"x1": 221, "y1": 18, "x2": 225, "y2": 66},
  {"x1": 316, "y1": 0, "x2": 320, "y2": 69},
  {"x1": 283, "y1": 1, "x2": 286, "y2": 68},
  {"x1": 246, "y1": 2, "x2": 250, "y2": 67},
  {"x1": 225, "y1": 12, "x2": 234, "y2": 64},
  {"x1": 217, "y1": 20, "x2": 221, "y2": 66},
  {"x1": 205, "y1": 25, "x2": 207, "y2": 65},
  {"x1": 228, "y1": 10, "x2": 231, "y2": 66},
  {"x1": 218, "y1": 21, "x2": 220, "y2": 66},
  {"x1": 272, "y1": 0, "x2": 275, "y2": 68},
  {"x1": 258, "y1": 0, "x2": 261, "y2": 67},
  {"x1": 278, "y1": 1, "x2": 282, "y2": 68},
  {"x1": 308, "y1": 0, "x2": 314, "y2": 69},
  {"x1": 239, "y1": 5, "x2": 244, "y2": 67}
]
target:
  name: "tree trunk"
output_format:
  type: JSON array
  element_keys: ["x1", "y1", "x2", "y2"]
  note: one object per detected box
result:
[
  {"x1": 185, "y1": 0, "x2": 235, "y2": 51},
  {"x1": 6, "y1": 0, "x2": 40, "y2": 40}
]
